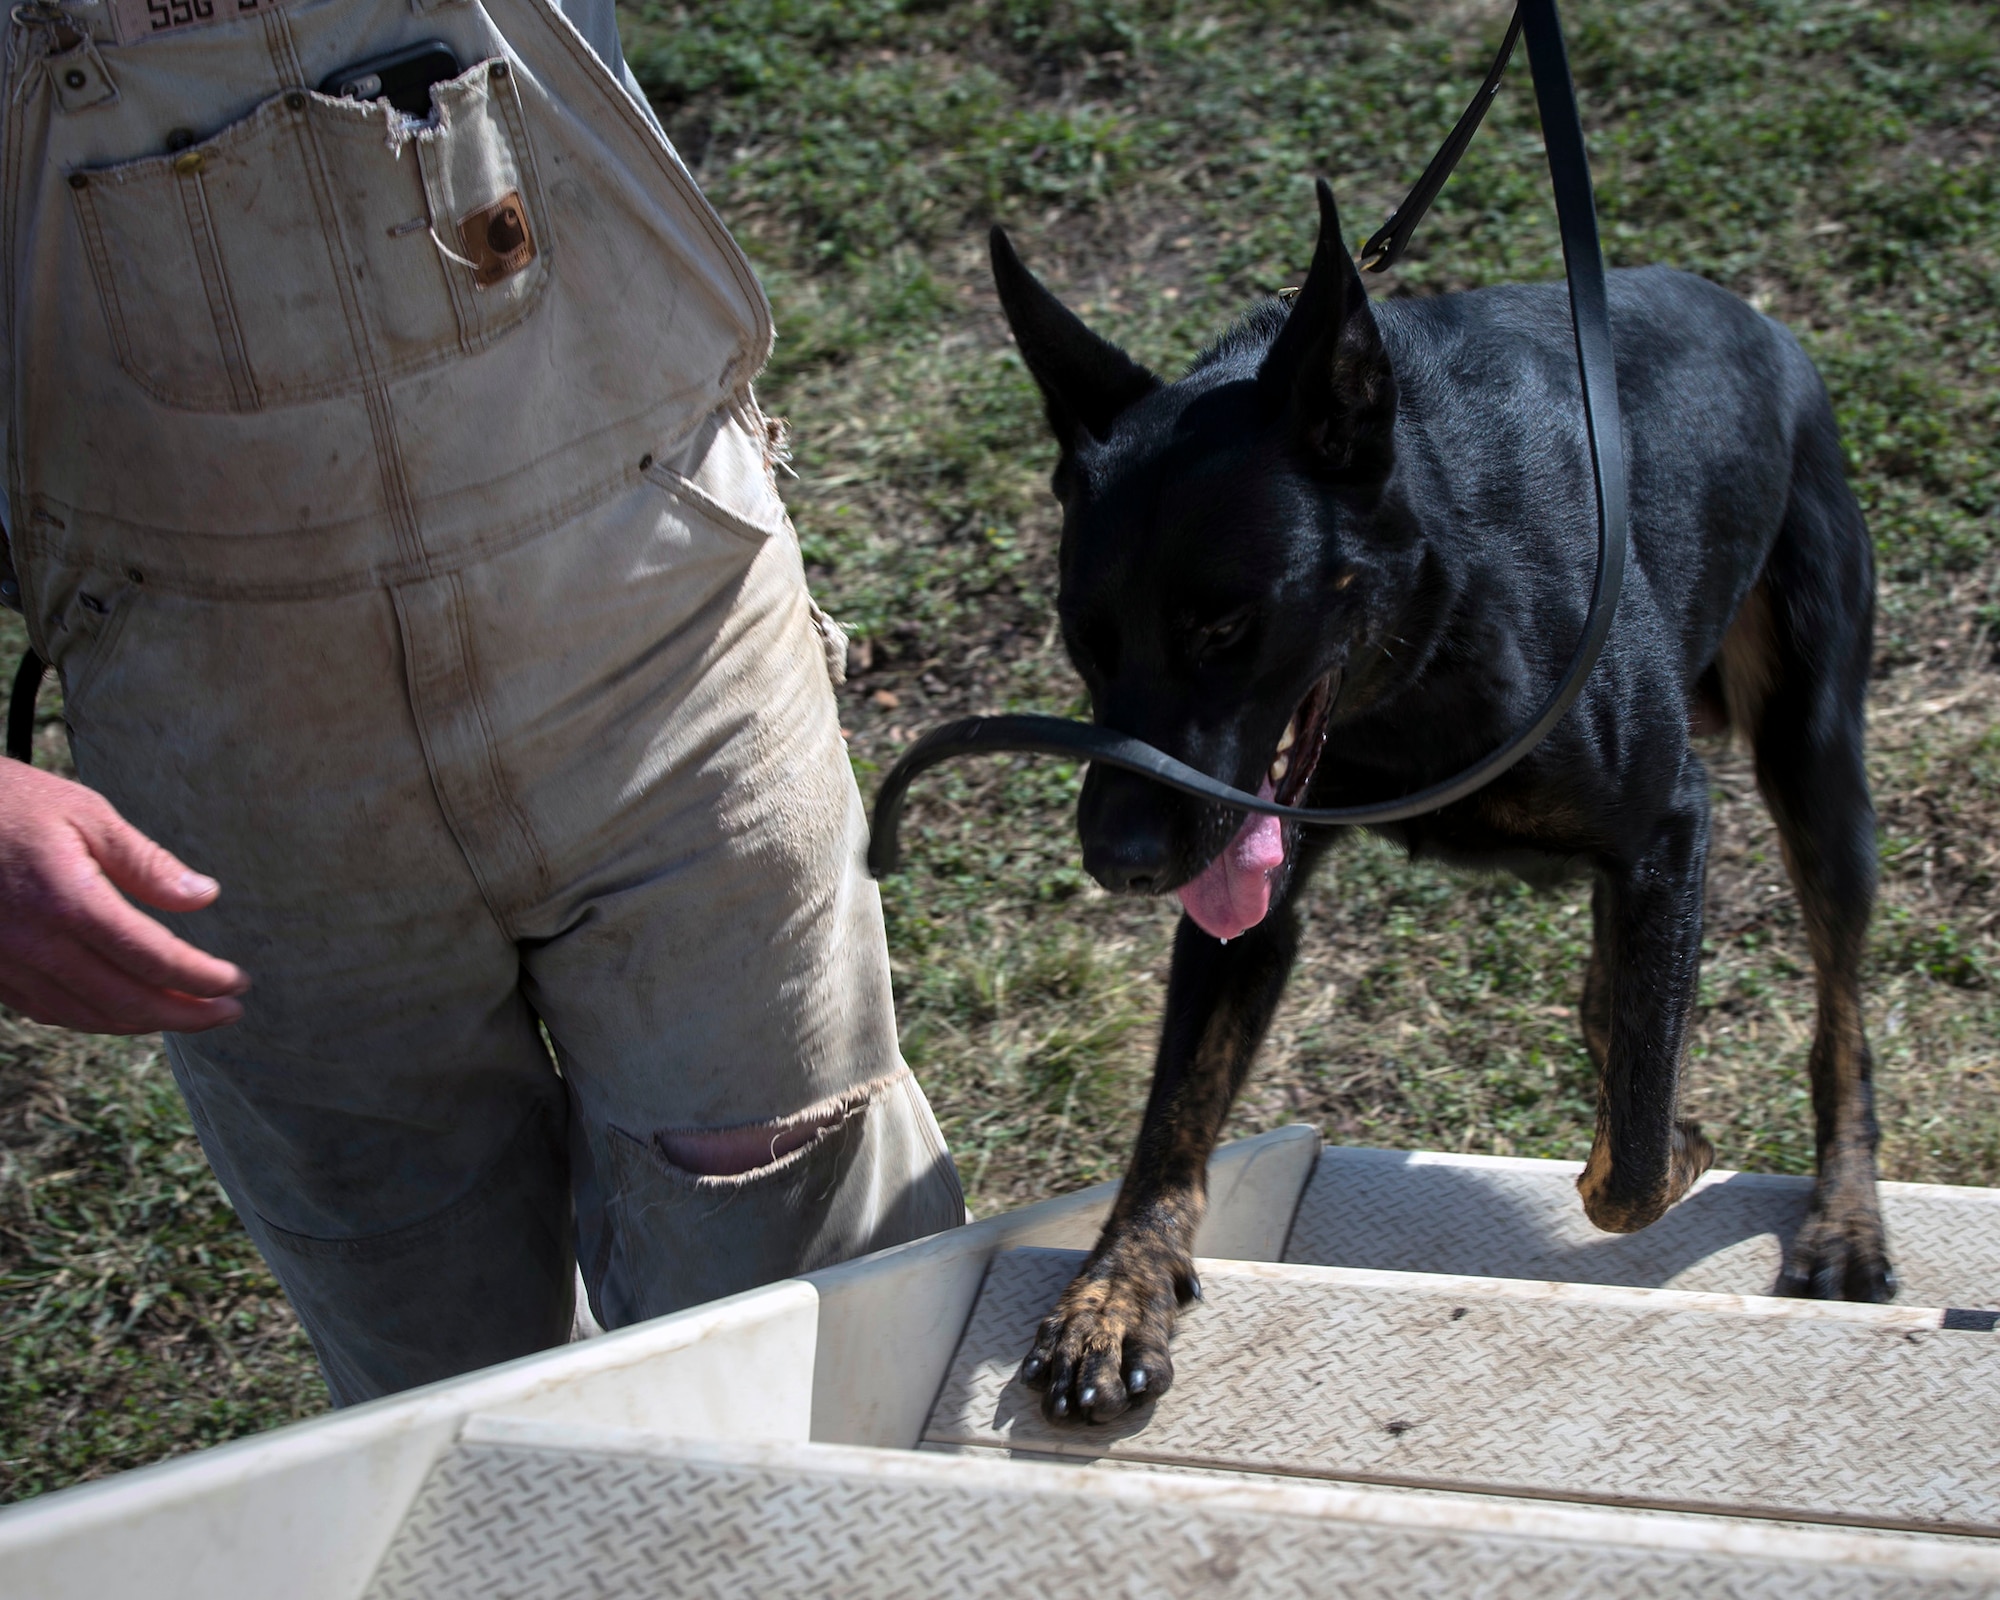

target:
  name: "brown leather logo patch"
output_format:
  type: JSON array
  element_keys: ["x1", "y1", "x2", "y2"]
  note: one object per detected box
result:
[{"x1": 456, "y1": 192, "x2": 535, "y2": 290}]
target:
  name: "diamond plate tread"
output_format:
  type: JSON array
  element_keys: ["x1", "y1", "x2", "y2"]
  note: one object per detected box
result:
[
  {"x1": 917, "y1": 1441, "x2": 2000, "y2": 1547},
  {"x1": 1282, "y1": 1148, "x2": 2000, "y2": 1307},
  {"x1": 363, "y1": 1432, "x2": 2000, "y2": 1599},
  {"x1": 924, "y1": 1249, "x2": 2000, "y2": 1533}
]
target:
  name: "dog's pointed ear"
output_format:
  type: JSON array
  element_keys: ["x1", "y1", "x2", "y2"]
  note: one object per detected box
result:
[
  {"x1": 991, "y1": 226, "x2": 1159, "y2": 449},
  {"x1": 1257, "y1": 179, "x2": 1397, "y2": 478}
]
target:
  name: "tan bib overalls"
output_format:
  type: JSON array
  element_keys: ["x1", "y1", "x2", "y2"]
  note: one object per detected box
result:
[{"x1": 0, "y1": 0, "x2": 961, "y2": 1402}]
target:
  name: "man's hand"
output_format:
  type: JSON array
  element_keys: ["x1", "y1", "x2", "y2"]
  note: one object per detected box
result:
[{"x1": 0, "y1": 760, "x2": 248, "y2": 1033}]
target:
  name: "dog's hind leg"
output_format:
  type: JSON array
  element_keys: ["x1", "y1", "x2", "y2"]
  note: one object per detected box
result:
[
  {"x1": 1724, "y1": 416, "x2": 1892, "y2": 1301},
  {"x1": 1575, "y1": 760, "x2": 1719, "y2": 1233},
  {"x1": 1018, "y1": 859, "x2": 1312, "y2": 1424}
]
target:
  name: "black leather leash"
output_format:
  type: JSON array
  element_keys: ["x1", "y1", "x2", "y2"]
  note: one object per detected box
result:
[
  {"x1": 6, "y1": 648, "x2": 43, "y2": 764},
  {"x1": 867, "y1": 0, "x2": 1626, "y2": 877},
  {"x1": 1358, "y1": 7, "x2": 1522, "y2": 274}
]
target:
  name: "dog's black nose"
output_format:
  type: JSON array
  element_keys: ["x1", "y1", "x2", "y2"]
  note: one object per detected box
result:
[
  {"x1": 1078, "y1": 768, "x2": 1177, "y2": 896},
  {"x1": 1087, "y1": 847, "x2": 1166, "y2": 895}
]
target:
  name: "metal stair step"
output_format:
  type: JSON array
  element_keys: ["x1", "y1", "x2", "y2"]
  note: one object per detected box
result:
[
  {"x1": 914, "y1": 1439, "x2": 2000, "y2": 1546},
  {"x1": 360, "y1": 1417, "x2": 2000, "y2": 1598},
  {"x1": 924, "y1": 1248, "x2": 2000, "y2": 1535},
  {"x1": 1283, "y1": 1147, "x2": 2000, "y2": 1307}
]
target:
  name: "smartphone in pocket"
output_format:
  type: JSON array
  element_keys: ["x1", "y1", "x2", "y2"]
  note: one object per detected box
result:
[{"x1": 319, "y1": 40, "x2": 462, "y2": 117}]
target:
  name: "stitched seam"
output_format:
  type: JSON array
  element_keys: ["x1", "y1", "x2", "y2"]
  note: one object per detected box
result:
[
  {"x1": 360, "y1": 383, "x2": 429, "y2": 574},
  {"x1": 258, "y1": 4, "x2": 305, "y2": 97},
  {"x1": 286, "y1": 189, "x2": 425, "y2": 567},
  {"x1": 491, "y1": 61, "x2": 555, "y2": 274},
  {"x1": 280, "y1": 25, "x2": 436, "y2": 575},
  {"x1": 447, "y1": 568, "x2": 552, "y2": 904},
  {"x1": 642, "y1": 461, "x2": 784, "y2": 546},
  {"x1": 14, "y1": 414, "x2": 675, "y2": 601},
  {"x1": 178, "y1": 170, "x2": 259, "y2": 411},
  {"x1": 67, "y1": 181, "x2": 149, "y2": 395},
  {"x1": 77, "y1": 311, "x2": 575, "y2": 411},
  {"x1": 389, "y1": 583, "x2": 515, "y2": 923},
  {"x1": 199, "y1": 171, "x2": 260, "y2": 407},
  {"x1": 54, "y1": 581, "x2": 138, "y2": 719},
  {"x1": 4, "y1": 37, "x2": 46, "y2": 651},
  {"x1": 286, "y1": 99, "x2": 425, "y2": 554},
  {"x1": 17, "y1": 387, "x2": 722, "y2": 602},
  {"x1": 256, "y1": 1103, "x2": 550, "y2": 1258}
]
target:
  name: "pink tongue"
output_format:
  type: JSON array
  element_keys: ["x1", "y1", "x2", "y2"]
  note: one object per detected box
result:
[{"x1": 1177, "y1": 778, "x2": 1286, "y2": 941}]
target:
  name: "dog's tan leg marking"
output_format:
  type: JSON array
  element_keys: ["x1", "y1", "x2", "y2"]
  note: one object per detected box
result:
[
  {"x1": 1026, "y1": 996, "x2": 1239, "y2": 1421},
  {"x1": 1720, "y1": 574, "x2": 1893, "y2": 1300},
  {"x1": 1572, "y1": 776, "x2": 1716, "y2": 1236},
  {"x1": 1022, "y1": 905, "x2": 1300, "y2": 1424},
  {"x1": 1579, "y1": 1113, "x2": 1715, "y2": 1233},
  {"x1": 1716, "y1": 579, "x2": 1778, "y2": 744},
  {"x1": 1579, "y1": 946, "x2": 1612, "y2": 1071}
]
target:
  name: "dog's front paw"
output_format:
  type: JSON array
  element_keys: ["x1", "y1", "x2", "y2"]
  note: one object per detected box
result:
[
  {"x1": 1018, "y1": 1248, "x2": 1198, "y2": 1425},
  {"x1": 1578, "y1": 1118, "x2": 1716, "y2": 1233},
  {"x1": 1780, "y1": 1202, "x2": 1897, "y2": 1303}
]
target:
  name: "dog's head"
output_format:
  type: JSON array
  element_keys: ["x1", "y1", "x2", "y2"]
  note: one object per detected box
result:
[{"x1": 994, "y1": 179, "x2": 1401, "y2": 941}]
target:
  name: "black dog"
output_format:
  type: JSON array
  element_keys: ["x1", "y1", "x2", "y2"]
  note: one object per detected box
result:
[{"x1": 995, "y1": 180, "x2": 1887, "y2": 1425}]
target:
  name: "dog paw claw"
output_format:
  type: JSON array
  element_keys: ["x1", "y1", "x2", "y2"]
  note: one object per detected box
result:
[
  {"x1": 1019, "y1": 1250, "x2": 1184, "y2": 1425},
  {"x1": 1781, "y1": 1208, "x2": 1897, "y2": 1303}
]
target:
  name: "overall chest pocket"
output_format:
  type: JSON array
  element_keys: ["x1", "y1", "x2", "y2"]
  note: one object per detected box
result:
[{"x1": 68, "y1": 57, "x2": 549, "y2": 412}]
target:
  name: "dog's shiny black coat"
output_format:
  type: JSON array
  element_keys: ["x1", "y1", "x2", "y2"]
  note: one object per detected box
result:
[{"x1": 999, "y1": 185, "x2": 1888, "y2": 1426}]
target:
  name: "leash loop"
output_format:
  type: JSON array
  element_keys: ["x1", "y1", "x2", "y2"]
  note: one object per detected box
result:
[
  {"x1": 868, "y1": 0, "x2": 1625, "y2": 877},
  {"x1": 1358, "y1": 8, "x2": 1522, "y2": 273}
]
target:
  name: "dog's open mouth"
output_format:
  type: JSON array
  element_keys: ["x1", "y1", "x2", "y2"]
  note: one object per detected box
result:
[{"x1": 1177, "y1": 672, "x2": 1337, "y2": 942}]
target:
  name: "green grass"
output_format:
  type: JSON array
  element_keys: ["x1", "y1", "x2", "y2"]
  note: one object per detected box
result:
[
  {"x1": 4, "y1": 0, "x2": 1998, "y2": 1502},
  {"x1": 0, "y1": 1021, "x2": 319, "y2": 1502}
]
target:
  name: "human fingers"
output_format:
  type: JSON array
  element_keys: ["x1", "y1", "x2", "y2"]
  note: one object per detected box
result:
[
  {"x1": 71, "y1": 792, "x2": 225, "y2": 914},
  {"x1": 0, "y1": 943, "x2": 245, "y2": 1034},
  {"x1": 53, "y1": 863, "x2": 250, "y2": 999}
]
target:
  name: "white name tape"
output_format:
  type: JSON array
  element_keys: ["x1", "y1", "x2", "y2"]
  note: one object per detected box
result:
[{"x1": 107, "y1": 0, "x2": 289, "y2": 46}]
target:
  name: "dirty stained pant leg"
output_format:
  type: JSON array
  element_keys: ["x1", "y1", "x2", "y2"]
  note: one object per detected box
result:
[
  {"x1": 2, "y1": 0, "x2": 962, "y2": 1405},
  {"x1": 147, "y1": 412, "x2": 963, "y2": 1404}
]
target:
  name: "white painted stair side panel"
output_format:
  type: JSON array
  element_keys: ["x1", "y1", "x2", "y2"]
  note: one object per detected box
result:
[
  {"x1": 0, "y1": 1128, "x2": 1321, "y2": 1599},
  {"x1": 0, "y1": 1281, "x2": 819, "y2": 1600}
]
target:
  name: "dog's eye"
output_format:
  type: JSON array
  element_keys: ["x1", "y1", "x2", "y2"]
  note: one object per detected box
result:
[{"x1": 1192, "y1": 607, "x2": 1254, "y2": 659}]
